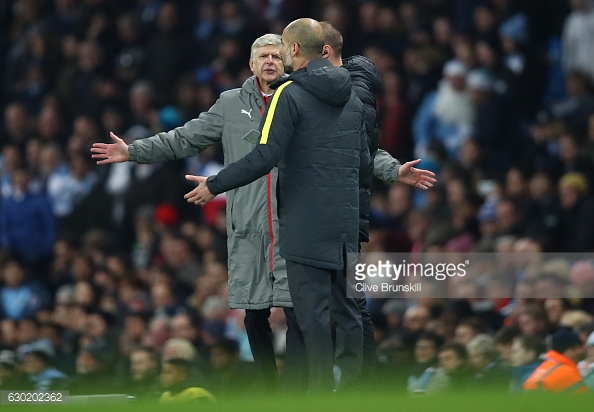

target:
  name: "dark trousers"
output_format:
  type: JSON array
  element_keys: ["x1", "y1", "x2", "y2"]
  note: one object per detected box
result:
[
  {"x1": 244, "y1": 307, "x2": 306, "y2": 392},
  {"x1": 357, "y1": 297, "x2": 377, "y2": 383},
  {"x1": 286, "y1": 259, "x2": 363, "y2": 393}
]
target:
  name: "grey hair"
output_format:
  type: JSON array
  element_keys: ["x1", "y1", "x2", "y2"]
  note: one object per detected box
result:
[
  {"x1": 467, "y1": 334, "x2": 499, "y2": 361},
  {"x1": 250, "y1": 33, "x2": 282, "y2": 60}
]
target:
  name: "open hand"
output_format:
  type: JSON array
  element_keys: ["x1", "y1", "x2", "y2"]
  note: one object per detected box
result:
[
  {"x1": 184, "y1": 175, "x2": 215, "y2": 206},
  {"x1": 398, "y1": 159, "x2": 437, "y2": 190},
  {"x1": 91, "y1": 132, "x2": 130, "y2": 165}
]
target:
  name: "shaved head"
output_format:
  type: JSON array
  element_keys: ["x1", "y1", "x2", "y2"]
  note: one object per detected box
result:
[{"x1": 283, "y1": 18, "x2": 325, "y2": 59}]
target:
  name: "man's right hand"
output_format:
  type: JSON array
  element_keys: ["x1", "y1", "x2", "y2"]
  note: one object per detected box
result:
[{"x1": 91, "y1": 132, "x2": 130, "y2": 165}]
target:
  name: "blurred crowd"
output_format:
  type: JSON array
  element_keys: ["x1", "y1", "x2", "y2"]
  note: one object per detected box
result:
[{"x1": 2, "y1": 0, "x2": 594, "y2": 398}]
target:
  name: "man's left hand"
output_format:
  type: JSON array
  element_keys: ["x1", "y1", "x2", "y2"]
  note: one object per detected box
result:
[
  {"x1": 184, "y1": 175, "x2": 215, "y2": 206},
  {"x1": 398, "y1": 159, "x2": 437, "y2": 190}
]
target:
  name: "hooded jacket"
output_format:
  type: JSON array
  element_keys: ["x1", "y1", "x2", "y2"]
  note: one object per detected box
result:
[
  {"x1": 128, "y1": 76, "x2": 290, "y2": 310},
  {"x1": 343, "y1": 55, "x2": 401, "y2": 243},
  {"x1": 207, "y1": 59, "x2": 371, "y2": 270}
]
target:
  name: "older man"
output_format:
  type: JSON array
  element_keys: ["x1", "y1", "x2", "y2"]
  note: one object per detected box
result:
[
  {"x1": 92, "y1": 34, "x2": 297, "y2": 391},
  {"x1": 186, "y1": 18, "x2": 369, "y2": 392}
]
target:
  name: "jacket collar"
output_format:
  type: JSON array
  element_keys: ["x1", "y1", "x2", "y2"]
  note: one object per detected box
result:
[{"x1": 545, "y1": 350, "x2": 578, "y2": 367}]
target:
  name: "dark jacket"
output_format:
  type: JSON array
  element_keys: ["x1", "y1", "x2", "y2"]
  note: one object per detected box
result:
[
  {"x1": 343, "y1": 55, "x2": 381, "y2": 243},
  {"x1": 207, "y1": 59, "x2": 370, "y2": 270}
]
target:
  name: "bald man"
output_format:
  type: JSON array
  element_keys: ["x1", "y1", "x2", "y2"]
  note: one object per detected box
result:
[{"x1": 186, "y1": 18, "x2": 369, "y2": 392}]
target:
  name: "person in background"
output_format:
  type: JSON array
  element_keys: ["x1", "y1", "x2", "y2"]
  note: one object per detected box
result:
[
  {"x1": 578, "y1": 331, "x2": 594, "y2": 389},
  {"x1": 510, "y1": 335, "x2": 545, "y2": 392},
  {"x1": 524, "y1": 327, "x2": 587, "y2": 393},
  {"x1": 407, "y1": 331, "x2": 445, "y2": 394},
  {"x1": 159, "y1": 358, "x2": 215, "y2": 404},
  {"x1": 321, "y1": 21, "x2": 437, "y2": 384}
]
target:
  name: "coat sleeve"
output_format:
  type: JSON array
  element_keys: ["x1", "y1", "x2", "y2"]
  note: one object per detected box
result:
[
  {"x1": 206, "y1": 81, "x2": 297, "y2": 195},
  {"x1": 373, "y1": 149, "x2": 401, "y2": 183},
  {"x1": 128, "y1": 98, "x2": 225, "y2": 164}
]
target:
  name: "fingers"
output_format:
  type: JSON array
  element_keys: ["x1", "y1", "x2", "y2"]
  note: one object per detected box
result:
[
  {"x1": 185, "y1": 175, "x2": 207, "y2": 184},
  {"x1": 183, "y1": 187, "x2": 200, "y2": 200},
  {"x1": 409, "y1": 159, "x2": 422, "y2": 166},
  {"x1": 110, "y1": 131, "x2": 122, "y2": 142}
]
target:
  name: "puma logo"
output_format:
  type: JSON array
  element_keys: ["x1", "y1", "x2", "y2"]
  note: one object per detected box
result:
[{"x1": 241, "y1": 109, "x2": 253, "y2": 119}]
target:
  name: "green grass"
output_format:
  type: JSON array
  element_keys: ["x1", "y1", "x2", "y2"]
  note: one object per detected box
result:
[{"x1": 3, "y1": 392, "x2": 592, "y2": 412}]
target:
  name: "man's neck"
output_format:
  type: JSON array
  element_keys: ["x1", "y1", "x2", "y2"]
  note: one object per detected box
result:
[
  {"x1": 292, "y1": 56, "x2": 310, "y2": 71},
  {"x1": 256, "y1": 77, "x2": 273, "y2": 95},
  {"x1": 329, "y1": 55, "x2": 342, "y2": 67}
]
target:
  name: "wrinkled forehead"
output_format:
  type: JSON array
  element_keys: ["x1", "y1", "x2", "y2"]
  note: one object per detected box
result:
[{"x1": 255, "y1": 44, "x2": 281, "y2": 55}]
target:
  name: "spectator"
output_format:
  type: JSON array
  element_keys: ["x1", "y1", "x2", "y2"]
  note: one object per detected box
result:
[
  {"x1": 562, "y1": 0, "x2": 594, "y2": 82},
  {"x1": 209, "y1": 338, "x2": 257, "y2": 395},
  {"x1": 0, "y1": 168, "x2": 56, "y2": 273},
  {"x1": 21, "y1": 342, "x2": 69, "y2": 391},
  {"x1": 510, "y1": 335, "x2": 545, "y2": 391},
  {"x1": 524, "y1": 327, "x2": 587, "y2": 393},
  {"x1": 125, "y1": 346, "x2": 160, "y2": 399},
  {"x1": 70, "y1": 341, "x2": 116, "y2": 395},
  {"x1": 466, "y1": 334, "x2": 511, "y2": 390},
  {"x1": 558, "y1": 172, "x2": 594, "y2": 252},
  {"x1": 0, "y1": 350, "x2": 21, "y2": 389},
  {"x1": 413, "y1": 59, "x2": 474, "y2": 160},
  {"x1": 159, "y1": 358, "x2": 215, "y2": 404},
  {"x1": 407, "y1": 331, "x2": 446, "y2": 394},
  {"x1": 145, "y1": 2, "x2": 195, "y2": 106},
  {"x1": 0, "y1": 261, "x2": 48, "y2": 321},
  {"x1": 437, "y1": 342, "x2": 473, "y2": 392},
  {"x1": 578, "y1": 331, "x2": 594, "y2": 389},
  {"x1": 454, "y1": 318, "x2": 484, "y2": 345}
]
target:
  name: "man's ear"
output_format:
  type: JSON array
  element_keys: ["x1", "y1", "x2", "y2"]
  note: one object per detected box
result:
[
  {"x1": 292, "y1": 42, "x2": 299, "y2": 57},
  {"x1": 249, "y1": 58, "x2": 255, "y2": 73},
  {"x1": 322, "y1": 45, "x2": 330, "y2": 59}
]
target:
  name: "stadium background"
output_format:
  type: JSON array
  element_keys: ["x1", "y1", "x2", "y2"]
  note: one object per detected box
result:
[{"x1": 2, "y1": 0, "x2": 594, "y2": 401}]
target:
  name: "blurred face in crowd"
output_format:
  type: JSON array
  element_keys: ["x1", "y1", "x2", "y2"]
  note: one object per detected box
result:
[
  {"x1": 157, "y1": 3, "x2": 178, "y2": 33},
  {"x1": 545, "y1": 299, "x2": 565, "y2": 325},
  {"x1": 23, "y1": 353, "x2": 46, "y2": 375},
  {"x1": 86, "y1": 314, "x2": 107, "y2": 339},
  {"x1": 170, "y1": 314, "x2": 197, "y2": 341},
  {"x1": 124, "y1": 315, "x2": 146, "y2": 341},
  {"x1": 518, "y1": 313, "x2": 544, "y2": 337},
  {"x1": 130, "y1": 350, "x2": 158, "y2": 381},
  {"x1": 161, "y1": 363, "x2": 185, "y2": 388},
  {"x1": 559, "y1": 183, "x2": 580, "y2": 210},
  {"x1": 455, "y1": 324, "x2": 478, "y2": 345},
  {"x1": 510, "y1": 338, "x2": 537, "y2": 367},
  {"x1": 17, "y1": 319, "x2": 38, "y2": 344},
  {"x1": 76, "y1": 352, "x2": 100, "y2": 375},
  {"x1": 468, "y1": 347, "x2": 490, "y2": 371},
  {"x1": 403, "y1": 306, "x2": 430, "y2": 332},
  {"x1": 249, "y1": 45, "x2": 283, "y2": 88},
  {"x1": 210, "y1": 347, "x2": 238, "y2": 372},
  {"x1": 5, "y1": 104, "x2": 28, "y2": 138},
  {"x1": 447, "y1": 74, "x2": 466, "y2": 92},
  {"x1": 565, "y1": 344, "x2": 585, "y2": 364},
  {"x1": 1, "y1": 320, "x2": 17, "y2": 347},
  {"x1": 414, "y1": 339, "x2": 438, "y2": 364},
  {"x1": 439, "y1": 349, "x2": 463, "y2": 374},
  {"x1": 3, "y1": 262, "x2": 25, "y2": 288}
]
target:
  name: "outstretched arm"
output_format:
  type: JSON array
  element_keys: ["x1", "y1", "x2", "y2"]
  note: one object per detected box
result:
[
  {"x1": 91, "y1": 99, "x2": 225, "y2": 165},
  {"x1": 184, "y1": 81, "x2": 297, "y2": 205}
]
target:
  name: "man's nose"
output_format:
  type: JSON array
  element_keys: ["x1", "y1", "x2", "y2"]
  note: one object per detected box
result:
[{"x1": 265, "y1": 55, "x2": 274, "y2": 64}]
